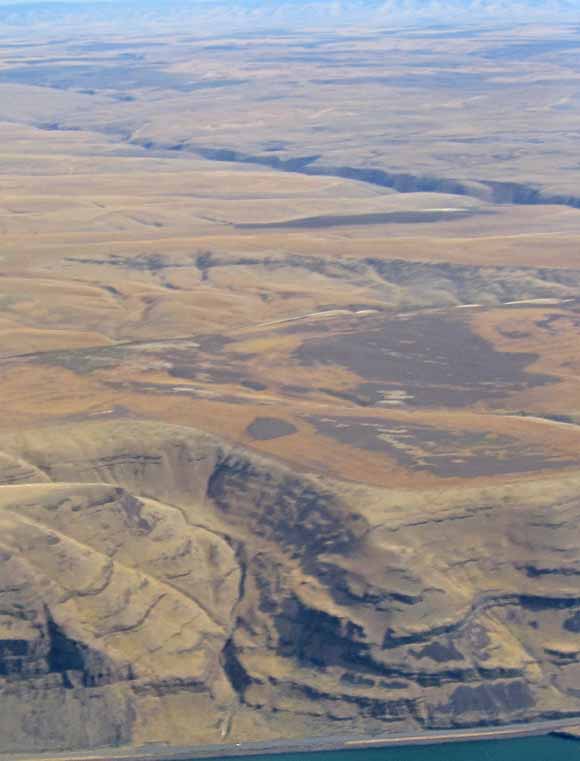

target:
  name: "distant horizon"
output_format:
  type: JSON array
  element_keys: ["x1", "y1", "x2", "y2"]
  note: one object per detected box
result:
[{"x1": 1, "y1": 0, "x2": 580, "y2": 13}]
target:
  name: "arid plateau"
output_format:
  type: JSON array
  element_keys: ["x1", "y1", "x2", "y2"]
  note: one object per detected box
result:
[{"x1": 1, "y1": 13, "x2": 580, "y2": 753}]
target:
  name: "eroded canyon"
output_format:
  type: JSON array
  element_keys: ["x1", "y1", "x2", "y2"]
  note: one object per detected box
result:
[{"x1": 1, "y1": 13, "x2": 580, "y2": 752}]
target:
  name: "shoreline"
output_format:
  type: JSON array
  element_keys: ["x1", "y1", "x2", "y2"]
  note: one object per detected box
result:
[{"x1": 2, "y1": 717, "x2": 580, "y2": 761}]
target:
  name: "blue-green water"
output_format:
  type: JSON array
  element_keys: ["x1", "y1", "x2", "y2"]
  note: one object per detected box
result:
[{"x1": 216, "y1": 737, "x2": 578, "y2": 761}]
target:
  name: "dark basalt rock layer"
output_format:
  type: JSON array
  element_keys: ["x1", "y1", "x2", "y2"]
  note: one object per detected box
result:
[{"x1": 0, "y1": 420, "x2": 579, "y2": 751}]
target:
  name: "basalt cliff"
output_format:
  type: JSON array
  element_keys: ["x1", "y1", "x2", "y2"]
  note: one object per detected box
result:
[{"x1": 1, "y1": 420, "x2": 579, "y2": 752}]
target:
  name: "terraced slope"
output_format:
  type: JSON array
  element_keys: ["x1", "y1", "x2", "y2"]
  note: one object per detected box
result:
[{"x1": 1, "y1": 420, "x2": 579, "y2": 751}]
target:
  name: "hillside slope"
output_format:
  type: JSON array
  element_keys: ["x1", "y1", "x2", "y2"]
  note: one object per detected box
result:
[{"x1": 1, "y1": 420, "x2": 579, "y2": 751}]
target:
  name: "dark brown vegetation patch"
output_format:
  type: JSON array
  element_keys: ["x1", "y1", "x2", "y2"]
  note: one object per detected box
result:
[
  {"x1": 296, "y1": 313, "x2": 553, "y2": 408},
  {"x1": 307, "y1": 415, "x2": 576, "y2": 477},
  {"x1": 245, "y1": 417, "x2": 298, "y2": 441}
]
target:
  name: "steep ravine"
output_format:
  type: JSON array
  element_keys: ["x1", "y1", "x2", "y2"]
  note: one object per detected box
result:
[
  {"x1": 0, "y1": 420, "x2": 580, "y2": 750},
  {"x1": 179, "y1": 144, "x2": 580, "y2": 209},
  {"x1": 37, "y1": 122, "x2": 580, "y2": 211}
]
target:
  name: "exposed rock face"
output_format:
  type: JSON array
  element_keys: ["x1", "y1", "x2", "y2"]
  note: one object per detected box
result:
[
  {"x1": 0, "y1": 420, "x2": 579, "y2": 750},
  {"x1": 191, "y1": 146, "x2": 580, "y2": 208},
  {"x1": 192, "y1": 252, "x2": 580, "y2": 310}
]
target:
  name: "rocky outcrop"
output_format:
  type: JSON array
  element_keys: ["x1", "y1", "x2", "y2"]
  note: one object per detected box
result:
[
  {"x1": 190, "y1": 251, "x2": 580, "y2": 311},
  {"x1": 0, "y1": 420, "x2": 579, "y2": 750},
  {"x1": 171, "y1": 144, "x2": 580, "y2": 209}
]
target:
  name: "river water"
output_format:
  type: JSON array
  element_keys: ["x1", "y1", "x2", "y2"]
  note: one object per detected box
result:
[{"x1": 215, "y1": 736, "x2": 577, "y2": 761}]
